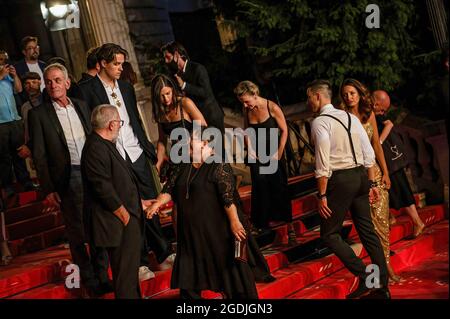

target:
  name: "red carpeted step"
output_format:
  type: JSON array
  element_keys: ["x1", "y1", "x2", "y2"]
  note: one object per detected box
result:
[
  {"x1": 7, "y1": 212, "x2": 64, "y2": 241},
  {"x1": 287, "y1": 221, "x2": 448, "y2": 299},
  {"x1": 347, "y1": 204, "x2": 446, "y2": 243},
  {"x1": 18, "y1": 191, "x2": 39, "y2": 207},
  {"x1": 8, "y1": 225, "x2": 66, "y2": 257},
  {"x1": 4, "y1": 202, "x2": 51, "y2": 225},
  {"x1": 151, "y1": 288, "x2": 223, "y2": 299},
  {"x1": 8, "y1": 283, "x2": 78, "y2": 299},
  {"x1": 140, "y1": 269, "x2": 172, "y2": 298},
  {"x1": 0, "y1": 245, "x2": 71, "y2": 298},
  {"x1": 291, "y1": 194, "x2": 317, "y2": 219},
  {"x1": 3, "y1": 205, "x2": 445, "y2": 299},
  {"x1": 258, "y1": 205, "x2": 446, "y2": 299}
]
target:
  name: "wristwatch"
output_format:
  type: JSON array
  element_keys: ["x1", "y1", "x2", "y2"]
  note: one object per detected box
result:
[
  {"x1": 316, "y1": 192, "x2": 327, "y2": 200},
  {"x1": 369, "y1": 180, "x2": 377, "y2": 188}
]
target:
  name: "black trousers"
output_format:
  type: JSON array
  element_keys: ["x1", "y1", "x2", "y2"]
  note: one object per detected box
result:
[
  {"x1": 321, "y1": 166, "x2": 388, "y2": 287},
  {"x1": 107, "y1": 216, "x2": 142, "y2": 299},
  {"x1": 127, "y1": 152, "x2": 172, "y2": 265},
  {"x1": 60, "y1": 167, "x2": 109, "y2": 287},
  {"x1": 0, "y1": 121, "x2": 32, "y2": 190}
]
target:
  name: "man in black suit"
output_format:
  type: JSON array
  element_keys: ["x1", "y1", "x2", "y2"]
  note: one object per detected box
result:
[
  {"x1": 28, "y1": 63, "x2": 109, "y2": 296},
  {"x1": 82, "y1": 104, "x2": 143, "y2": 298},
  {"x1": 78, "y1": 46, "x2": 100, "y2": 85},
  {"x1": 161, "y1": 41, "x2": 225, "y2": 134},
  {"x1": 77, "y1": 43, "x2": 173, "y2": 277}
]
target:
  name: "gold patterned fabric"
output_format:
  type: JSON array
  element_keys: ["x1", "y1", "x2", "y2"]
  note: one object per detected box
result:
[{"x1": 362, "y1": 123, "x2": 391, "y2": 265}]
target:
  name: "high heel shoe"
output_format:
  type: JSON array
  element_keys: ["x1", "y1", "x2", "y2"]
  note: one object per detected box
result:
[
  {"x1": 387, "y1": 264, "x2": 403, "y2": 283},
  {"x1": 389, "y1": 273, "x2": 404, "y2": 283},
  {"x1": 413, "y1": 222, "x2": 425, "y2": 238},
  {"x1": 389, "y1": 215, "x2": 397, "y2": 226}
]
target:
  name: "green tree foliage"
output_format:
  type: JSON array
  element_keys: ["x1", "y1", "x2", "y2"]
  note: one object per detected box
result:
[
  {"x1": 213, "y1": 0, "x2": 446, "y2": 113},
  {"x1": 233, "y1": 0, "x2": 418, "y2": 92}
]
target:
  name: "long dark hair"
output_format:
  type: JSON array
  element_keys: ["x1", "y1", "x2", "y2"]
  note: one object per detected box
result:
[
  {"x1": 339, "y1": 78, "x2": 374, "y2": 124},
  {"x1": 150, "y1": 74, "x2": 182, "y2": 122},
  {"x1": 120, "y1": 61, "x2": 137, "y2": 85}
]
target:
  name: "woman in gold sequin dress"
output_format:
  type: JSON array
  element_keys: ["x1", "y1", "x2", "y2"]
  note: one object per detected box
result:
[{"x1": 339, "y1": 78, "x2": 402, "y2": 283}]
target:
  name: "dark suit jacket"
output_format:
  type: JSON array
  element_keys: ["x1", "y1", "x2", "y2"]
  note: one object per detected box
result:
[
  {"x1": 182, "y1": 61, "x2": 224, "y2": 130},
  {"x1": 81, "y1": 132, "x2": 142, "y2": 247},
  {"x1": 28, "y1": 98, "x2": 91, "y2": 196},
  {"x1": 77, "y1": 76, "x2": 157, "y2": 162},
  {"x1": 14, "y1": 59, "x2": 46, "y2": 78}
]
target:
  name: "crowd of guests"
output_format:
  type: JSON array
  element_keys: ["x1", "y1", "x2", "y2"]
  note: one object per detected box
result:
[{"x1": 0, "y1": 35, "x2": 437, "y2": 299}]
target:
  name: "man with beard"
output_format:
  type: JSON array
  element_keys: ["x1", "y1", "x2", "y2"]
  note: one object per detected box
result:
[
  {"x1": 81, "y1": 104, "x2": 143, "y2": 298},
  {"x1": 160, "y1": 41, "x2": 224, "y2": 134},
  {"x1": 14, "y1": 36, "x2": 46, "y2": 92}
]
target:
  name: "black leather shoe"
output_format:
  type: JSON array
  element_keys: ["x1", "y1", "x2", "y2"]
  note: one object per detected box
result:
[
  {"x1": 346, "y1": 279, "x2": 371, "y2": 299},
  {"x1": 261, "y1": 274, "x2": 276, "y2": 283},
  {"x1": 360, "y1": 287, "x2": 391, "y2": 299},
  {"x1": 98, "y1": 281, "x2": 114, "y2": 295}
]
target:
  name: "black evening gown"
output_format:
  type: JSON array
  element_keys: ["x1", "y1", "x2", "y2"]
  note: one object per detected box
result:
[
  {"x1": 162, "y1": 162, "x2": 260, "y2": 298},
  {"x1": 247, "y1": 100, "x2": 292, "y2": 229}
]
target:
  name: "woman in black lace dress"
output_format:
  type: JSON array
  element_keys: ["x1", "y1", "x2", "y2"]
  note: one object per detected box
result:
[
  {"x1": 150, "y1": 74, "x2": 207, "y2": 175},
  {"x1": 234, "y1": 81, "x2": 296, "y2": 243},
  {"x1": 145, "y1": 132, "x2": 267, "y2": 299}
]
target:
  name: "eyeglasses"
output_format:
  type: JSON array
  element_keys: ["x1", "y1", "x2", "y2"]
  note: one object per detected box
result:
[
  {"x1": 111, "y1": 120, "x2": 124, "y2": 127},
  {"x1": 25, "y1": 45, "x2": 39, "y2": 51},
  {"x1": 111, "y1": 92, "x2": 122, "y2": 107}
]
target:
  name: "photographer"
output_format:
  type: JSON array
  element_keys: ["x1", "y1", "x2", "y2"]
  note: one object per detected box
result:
[{"x1": 1, "y1": 50, "x2": 35, "y2": 202}]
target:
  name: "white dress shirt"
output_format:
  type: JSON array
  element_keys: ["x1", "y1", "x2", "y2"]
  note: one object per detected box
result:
[
  {"x1": 98, "y1": 75, "x2": 143, "y2": 163},
  {"x1": 311, "y1": 104, "x2": 375, "y2": 178},
  {"x1": 53, "y1": 99, "x2": 86, "y2": 165}
]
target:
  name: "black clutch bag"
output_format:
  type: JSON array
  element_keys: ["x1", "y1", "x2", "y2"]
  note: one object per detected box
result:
[{"x1": 234, "y1": 238, "x2": 248, "y2": 263}]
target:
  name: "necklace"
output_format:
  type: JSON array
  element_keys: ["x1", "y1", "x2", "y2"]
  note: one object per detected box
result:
[{"x1": 185, "y1": 164, "x2": 201, "y2": 199}]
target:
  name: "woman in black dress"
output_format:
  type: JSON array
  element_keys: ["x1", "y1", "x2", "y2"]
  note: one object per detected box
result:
[
  {"x1": 145, "y1": 131, "x2": 266, "y2": 299},
  {"x1": 150, "y1": 74, "x2": 207, "y2": 175},
  {"x1": 234, "y1": 81, "x2": 296, "y2": 243}
]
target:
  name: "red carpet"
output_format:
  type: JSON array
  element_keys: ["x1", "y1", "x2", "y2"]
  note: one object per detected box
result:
[
  {"x1": 1, "y1": 204, "x2": 447, "y2": 299},
  {"x1": 287, "y1": 221, "x2": 448, "y2": 299}
]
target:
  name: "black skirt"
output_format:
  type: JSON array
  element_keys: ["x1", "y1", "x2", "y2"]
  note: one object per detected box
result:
[{"x1": 389, "y1": 169, "x2": 415, "y2": 210}]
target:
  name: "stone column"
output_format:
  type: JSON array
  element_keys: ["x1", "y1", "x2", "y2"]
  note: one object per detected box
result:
[
  {"x1": 425, "y1": 0, "x2": 448, "y2": 49},
  {"x1": 80, "y1": 0, "x2": 158, "y2": 142},
  {"x1": 82, "y1": 0, "x2": 142, "y2": 84}
]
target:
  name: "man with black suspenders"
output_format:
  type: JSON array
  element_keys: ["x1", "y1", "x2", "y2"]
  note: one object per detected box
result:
[{"x1": 307, "y1": 80, "x2": 390, "y2": 299}]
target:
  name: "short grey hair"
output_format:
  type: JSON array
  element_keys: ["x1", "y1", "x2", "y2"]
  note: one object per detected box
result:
[
  {"x1": 43, "y1": 63, "x2": 69, "y2": 80},
  {"x1": 91, "y1": 104, "x2": 119, "y2": 129}
]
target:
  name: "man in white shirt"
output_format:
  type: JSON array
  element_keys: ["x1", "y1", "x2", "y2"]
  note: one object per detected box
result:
[
  {"x1": 78, "y1": 43, "x2": 172, "y2": 280},
  {"x1": 307, "y1": 79, "x2": 390, "y2": 299},
  {"x1": 28, "y1": 63, "x2": 110, "y2": 297}
]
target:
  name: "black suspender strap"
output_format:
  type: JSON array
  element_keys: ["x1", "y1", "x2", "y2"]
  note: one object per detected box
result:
[{"x1": 317, "y1": 112, "x2": 358, "y2": 165}]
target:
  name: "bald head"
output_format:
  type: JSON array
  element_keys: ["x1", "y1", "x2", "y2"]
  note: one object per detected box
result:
[{"x1": 373, "y1": 90, "x2": 391, "y2": 115}]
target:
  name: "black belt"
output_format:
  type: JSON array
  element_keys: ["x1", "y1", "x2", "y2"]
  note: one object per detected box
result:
[
  {"x1": 71, "y1": 165, "x2": 81, "y2": 170},
  {"x1": 332, "y1": 165, "x2": 364, "y2": 176}
]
